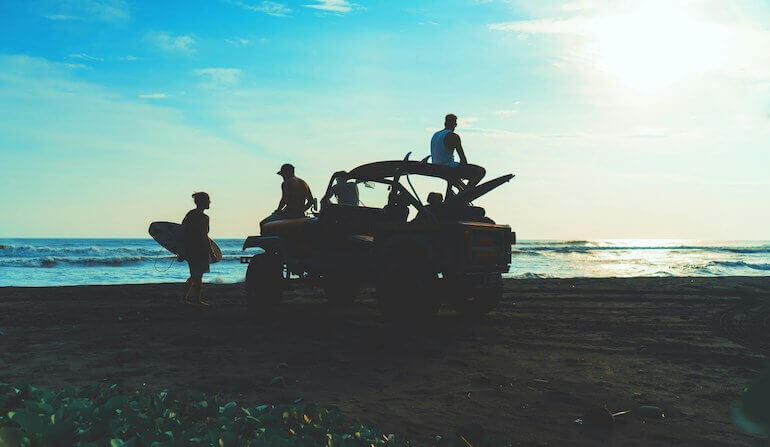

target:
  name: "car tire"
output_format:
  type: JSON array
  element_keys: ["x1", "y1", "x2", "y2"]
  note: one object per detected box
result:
[
  {"x1": 322, "y1": 270, "x2": 359, "y2": 306},
  {"x1": 446, "y1": 273, "x2": 503, "y2": 317},
  {"x1": 376, "y1": 246, "x2": 440, "y2": 320},
  {"x1": 245, "y1": 253, "x2": 283, "y2": 313}
]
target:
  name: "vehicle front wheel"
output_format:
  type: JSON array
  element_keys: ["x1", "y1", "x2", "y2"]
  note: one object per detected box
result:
[
  {"x1": 245, "y1": 253, "x2": 284, "y2": 313},
  {"x1": 446, "y1": 273, "x2": 503, "y2": 318}
]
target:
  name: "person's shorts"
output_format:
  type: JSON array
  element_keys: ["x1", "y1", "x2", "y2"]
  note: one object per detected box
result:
[{"x1": 187, "y1": 256, "x2": 210, "y2": 277}]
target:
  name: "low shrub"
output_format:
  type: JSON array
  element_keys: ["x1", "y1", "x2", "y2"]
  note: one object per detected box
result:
[{"x1": 0, "y1": 383, "x2": 429, "y2": 447}]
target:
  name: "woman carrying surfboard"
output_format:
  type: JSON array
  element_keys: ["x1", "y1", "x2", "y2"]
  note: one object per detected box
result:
[{"x1": 180, "y1": 192, "x2": 211, "y2": 306}]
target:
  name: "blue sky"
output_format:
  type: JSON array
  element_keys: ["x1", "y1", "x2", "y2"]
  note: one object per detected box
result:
[{"x1": 1, "y1": 0, "x2": 769, "y2": 238}]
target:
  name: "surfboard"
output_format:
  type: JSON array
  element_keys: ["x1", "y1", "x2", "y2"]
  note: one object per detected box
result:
[{"x1": 148, "y1": 221, "x2": 223, "y2": 264}]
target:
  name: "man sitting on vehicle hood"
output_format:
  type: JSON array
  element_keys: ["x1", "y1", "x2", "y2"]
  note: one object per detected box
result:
[
  {"x1": 430, "y1": 113, "x2": 468, "y2": 167},
  {"x1": 260, "y1": 163, "x2": 314, "y2": 232}
]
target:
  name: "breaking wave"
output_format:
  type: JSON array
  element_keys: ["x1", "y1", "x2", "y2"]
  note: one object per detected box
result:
[
  {"x1": 516, "y1": 243, "x2": 770, "y2": 255},
  {"x1": 708, "y1": 261, "x2": 770, "y2": 271},
  {"x1": 509, "y1": 272, "x2": 555, "y2": 279},
  {"x1": 1, "y1": 255, "x2": 245, "y2": 268}
]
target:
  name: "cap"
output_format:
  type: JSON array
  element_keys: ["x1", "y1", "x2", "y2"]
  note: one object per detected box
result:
[{"x1": 277, "y1": 163, "x2": 295, "y2": 175}]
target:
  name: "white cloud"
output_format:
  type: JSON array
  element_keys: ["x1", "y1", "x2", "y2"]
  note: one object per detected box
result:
[
  {"x1": 488, "y1": 16, "x2": 592, "y2": 34},
  {"x1": 69, "y1": 53, "x2": 103, "y2": 62},
  {"x1": 490, "y1": 2, "x2": 770, "y2": 93},
  {"x1": 457, "y1": 116, "x2": 480, "y2": 128},
  {"x1": 193, "y1": 68, "x2": 242, "y2": 87},
  {"x1": 495, "y1": 109, "x2": 519, "y2": 116},
  {"x1": 304, "y1": 0, "x2": 357, "y2": 13},
  {"x1": 560, "y1": 0, "x2": 596, "y2": 12},
  {"x1": 225, "y1": 37, "x2": 251, "y2": 46},
  {"x1": 149, "y1": 32, "x2": 196, "y2": 53},
  {"x1": 138, "y1": 93, "x2": 169, "y2": 99},
  {"x1": 63, "y1": 63, "x2": 88, "y2": 70},
  {"x1": 45, "y1": 14, "x2": 77, "y2": 20},
  {"x1": 42, "y1": 0, "x2": 130, "y2": 22},
  {"x1": 0, "y1": 54, "x2": 265, "y2": 238},
  {"x1": 234, "y1": 1, "x2": 291, "y2": 16},
  {"x1": 117, "y1": 55, "x2": 139, "y2": 61}
]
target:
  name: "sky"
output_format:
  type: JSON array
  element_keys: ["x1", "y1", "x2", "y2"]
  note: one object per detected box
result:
[{"x1": 0, "y1": 0, "x2": 768, "y2": 239}]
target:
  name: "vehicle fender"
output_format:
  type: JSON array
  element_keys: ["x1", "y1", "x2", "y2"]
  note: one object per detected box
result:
[
  {"x1": 242, "y1": 236, "x2": 285, "y2": 257},
  {"x1": 376, "y1": 234, "x2": 438, "y2": 271}
]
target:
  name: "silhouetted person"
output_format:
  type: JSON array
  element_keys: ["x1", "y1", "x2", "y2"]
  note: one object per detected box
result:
[
  {"x1": 430, "y1": 113, "x2": 468, "y2": 166},
  {"x1": 260, "y1": 164, "x2": 314, "y2": 231},
  {"x1": 181, "y1": 192, "x2": 211, "y2": 306},
  {"x1": 331, "y1": 180, "x2": 359, "y2": 206},
  {"x1": 382, "y1": 187, "x2": 409, "y2": 222}
]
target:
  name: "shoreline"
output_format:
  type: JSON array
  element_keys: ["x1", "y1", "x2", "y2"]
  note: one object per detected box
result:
[
  {"x1": 1, "y1": 277, "x2": 769, "y2": 445},
  {"x1": 2, "y1": 274, "x2": 769, "y2": 289}
]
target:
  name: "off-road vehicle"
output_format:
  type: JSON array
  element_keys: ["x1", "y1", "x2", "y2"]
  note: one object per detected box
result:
[{"x1": 241, "y1": 156, "x2": 515, "y2": 318}]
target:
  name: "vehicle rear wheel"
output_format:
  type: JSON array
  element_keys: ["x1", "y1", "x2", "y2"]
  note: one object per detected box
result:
[
  {"x1": 446, "y1": 273, "x2": 503, "y2": 318},
  {"x1": 245, "y1": 253, "x2": 283, "y2": 313},
  {"x1": 376, "y1": 247, "x2": 440, "y2": 320},
  {"x1": 322, "y1": 269, "x2": 359, "y2": 306}
]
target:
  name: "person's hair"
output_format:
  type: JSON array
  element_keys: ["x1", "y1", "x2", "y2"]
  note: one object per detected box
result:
[
  {"x1": 192, "y1": 192, "x2": 209, "y2": 206},
  {"x1": 445, "y1": 113, "x2": 457, "y2": 126},
  {"x1": 427, "y1": 192, "x2": 443, "y2": 205}
]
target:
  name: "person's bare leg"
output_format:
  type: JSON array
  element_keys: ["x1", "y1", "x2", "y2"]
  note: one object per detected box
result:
[
  {"x1": 180, "y1": 277, "x2": 193, "y2": 303},
  {"x1": 192, "y1": 275, "x2": 209, "y2": 306}
]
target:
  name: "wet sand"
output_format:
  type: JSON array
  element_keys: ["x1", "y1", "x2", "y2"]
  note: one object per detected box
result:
[{"x1": 1, "y1": 277, "x2": 768, "y2": 446}]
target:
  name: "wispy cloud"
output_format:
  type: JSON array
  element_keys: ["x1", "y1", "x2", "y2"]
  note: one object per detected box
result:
[
  {"x1": 304, "y1": 0, "x2": 358, "y2": 13},
  {"x1": 45, "y1": 14, "x2": 77, "y2": 20},
  {"x1": 63, "y1": 62, "x2": 89, "y2": 70},
  {"x1": 117, "y1": 55, "x2": 139, "y2": 61},
  {"x1": 488, "y1": 17, "x2": 591, "y2": 34},
  {"x1": 43, "y1": 0, "x2": 130, "y2": 22},
  {"x1": 225, "y1": 37, "x2": 252, "y2": 46},
  {"x1": 138, "y1": 93, "x2": 169, "y2": 99},
  {"x1": 193, "y1": 68, "x2": 242, "y2": 87},
  {"x1": 149, "y1": 32, "x2": 196, "y2": 53},
  {"x1": 234, "y1": 1, "x2": 291, "y2": 16},
  {"x1": 69, "y1": 53, "x2": 103, "y2": 62}
]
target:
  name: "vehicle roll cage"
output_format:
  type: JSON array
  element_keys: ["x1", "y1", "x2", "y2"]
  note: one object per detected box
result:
[{"x1": 319, "y1": 171, "x2": 427, "y2": 213}]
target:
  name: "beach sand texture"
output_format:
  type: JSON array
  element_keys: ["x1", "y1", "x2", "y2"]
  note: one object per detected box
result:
[{"x1": 1, "y1": 277, "x2": 768, "y2": 445}]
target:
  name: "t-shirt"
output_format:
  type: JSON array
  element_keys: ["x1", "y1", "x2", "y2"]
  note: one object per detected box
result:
[{"x1": 181, "y1": 209, "x2": 210, "y2": 260}]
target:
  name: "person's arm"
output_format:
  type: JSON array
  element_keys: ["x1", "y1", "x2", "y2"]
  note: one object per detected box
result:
[
  {"x1": 446, "y1": 132, "x2": 468, "y2": 164},
  {"x1": 276, "y1": 182, "x2": 287, "y2": 212},
  {"x1": 303, "y1": 182, "x2": 314, "y2": 212}
]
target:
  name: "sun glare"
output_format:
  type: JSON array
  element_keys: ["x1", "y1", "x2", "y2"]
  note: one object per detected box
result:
[{"x1": 589, "y1": 3, "x2": 731, "y2": 92}]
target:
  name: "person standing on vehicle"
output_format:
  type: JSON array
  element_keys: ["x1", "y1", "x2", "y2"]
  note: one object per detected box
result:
[
  {"x1": 430, "y1": 113, "x2": 468, "y2": 167},
  {"x1": 260, "y1": 163, "x2": 314, "y2": 231},
  {"x1": 180, "y1": 192, "x2": 211, "y2": 306}
]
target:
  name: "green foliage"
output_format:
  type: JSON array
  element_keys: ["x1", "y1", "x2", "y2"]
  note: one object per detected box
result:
[{"x1": 0, "y1": 383, "x2": 446, "y2": 447}]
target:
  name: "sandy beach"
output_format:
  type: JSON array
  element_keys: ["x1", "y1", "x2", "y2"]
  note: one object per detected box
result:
[{"x1": 1, "y1": 277, "x2": 768, "y2": 446}]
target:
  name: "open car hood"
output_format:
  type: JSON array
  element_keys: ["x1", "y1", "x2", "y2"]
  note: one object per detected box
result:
[{"x1": 446, "y1": 174, "x2": 515, "y2": 205}]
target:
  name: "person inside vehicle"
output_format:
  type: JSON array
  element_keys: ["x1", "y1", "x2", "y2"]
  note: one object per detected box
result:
[
  {"x1": 260, "y1": 163, "x2": 314, "y2": 232},
  {"x1": 415, "y1": 191, "x2": 445, "y2": 222},
  {"x1": 331, "y1": 180, "x2": 359, "y2": 206},
  {"x1": 382, "y1": 186, "x2": 409, "y2": 222},
  {"x1": 430, "y1": 113, "x2": 468, "y2": 167},
  {"x1": 180, "y1": 192, "x2": 211, "y2": 306}
]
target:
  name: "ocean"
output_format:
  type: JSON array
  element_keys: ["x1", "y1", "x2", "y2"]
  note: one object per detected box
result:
[{"x1": 1, "y1": 238, "x2": 768, "y2": 287}]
